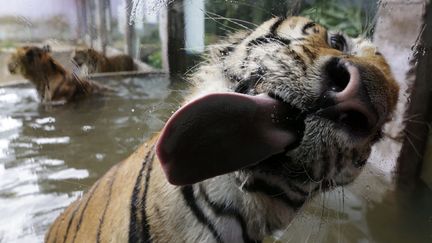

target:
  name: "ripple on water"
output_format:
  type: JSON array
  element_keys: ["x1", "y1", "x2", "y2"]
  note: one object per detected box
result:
[
  {"x1": 0, "y1": 116, "x2": 22, "y2": 133},
  {"x1": 32, "y1": 137, "x2": 70, "y2": 145},
  {"x1": 48, "y1": 168, "x2": 90, "y2": 180},
  {"x1": 35, "y1": 117, "x2": 56, "y2": 125}
]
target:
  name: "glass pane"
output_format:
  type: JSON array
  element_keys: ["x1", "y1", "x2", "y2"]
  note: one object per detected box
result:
[{"x1": 0, "y1": 1, "x2": 430, "y2": 242}]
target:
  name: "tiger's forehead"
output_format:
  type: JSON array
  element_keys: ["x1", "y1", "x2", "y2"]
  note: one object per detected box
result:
[
  {"x1": 244, "y1": 16, "x2": 328, "y2": 47},
  {"x1": 276, "y1": 16, "x2": 327, "y2": 40}
]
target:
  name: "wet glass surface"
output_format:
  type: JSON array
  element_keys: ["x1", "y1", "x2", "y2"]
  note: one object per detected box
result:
[
  {"x1": 0, "y1": 76, "x2": 432, "y2": 243},
  {"x1": 279, "y1": 177, "x2": 432, "y2": 243},
  {"x1": 0, "y1": 76, "x2": 431, "y2": 243},
  {"x1": 1, "y1": 1, "x2": 431, "y2": 243},
  {"x1": 0, "y1": 75, "x2": 188, "y2": 242}
]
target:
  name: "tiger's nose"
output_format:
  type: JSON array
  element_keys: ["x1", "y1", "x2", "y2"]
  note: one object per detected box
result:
[{"x1": 320, "y1": 58, "x2": 379, "y2": 135}]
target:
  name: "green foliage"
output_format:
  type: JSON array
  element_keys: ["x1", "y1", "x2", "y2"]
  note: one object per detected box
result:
[
  {"x1": 148, "y1": 50, "x2": 162, "y2": 69},
  {"x1": 204, "y1": 0, "x2": 290, "y2": 39},
  {"x1": 301, "y1": 0, "x2": 366, "y2": 37},
  {"x1": 203, "y1": 0, "x2": 373, "y2": 42},
  {"x1": 0, "y1": 40, "x2": 16, "y2": 49}
]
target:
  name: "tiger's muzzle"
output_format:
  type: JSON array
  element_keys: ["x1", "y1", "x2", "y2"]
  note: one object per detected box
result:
[{"x1": 317, "y1": 57, "x2": 380, "y2": 138}]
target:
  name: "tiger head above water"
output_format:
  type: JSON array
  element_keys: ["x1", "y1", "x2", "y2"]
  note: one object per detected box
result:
[
  {"x1": 46, "y1": 16, "x2": 399, "y2": 243},
  {"x1": 8, "y1": 45, "x2": 55, "y2": 81},
  {"x1": 7, "y1": 45, "x2": 110, "y2": 103},
  {"x1": 71, "y1": 48, "x2": 100, "y2": 69}
]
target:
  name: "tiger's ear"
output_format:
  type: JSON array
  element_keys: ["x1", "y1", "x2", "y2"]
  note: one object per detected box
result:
[{"x1": 42, "y1": 45, "x2": 51, "y2": 53}]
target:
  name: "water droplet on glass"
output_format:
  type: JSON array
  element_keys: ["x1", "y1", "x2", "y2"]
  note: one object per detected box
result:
[
  {"x1": 82, "y1": 125, "x2": 94, "y2": 132},
  {"x1": 95, "y1": 153, "x2": 105, "y2": 161}
]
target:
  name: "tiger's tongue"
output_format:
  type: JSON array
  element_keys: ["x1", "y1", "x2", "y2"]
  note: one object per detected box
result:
[{"x1": 156, "y1": 93, "x2": 299, "y2": 185}]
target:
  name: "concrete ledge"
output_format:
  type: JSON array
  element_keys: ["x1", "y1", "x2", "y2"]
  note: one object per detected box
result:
[
  {"x1": 0, "y1": 79, "x2": 29, "y2": 87},
  {"x1": 88, "y1": 70, "x2": 166, "y2": 79},
  {"x1": 0, "y1": 71, "x2": 168, "y2": 88}
]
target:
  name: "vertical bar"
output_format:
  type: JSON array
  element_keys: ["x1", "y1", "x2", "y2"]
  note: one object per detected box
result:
[
  {"x1": 75, "y1": 0, "x2": 87, "y2": 40},
  {"x1": 167, "y1": 0, "x2": 187, "y2": 76},
  {"x1": 86, "y1": 0, "x2": 97, "y2": 48},
  {"x1": 105, "y1": 0, "x2": 113, "y2": 44},
  {"x1": 159, "y1": 6, "x2": 169, "y2": 72},
  {"x1": 184, "y1": 0, "x2": 204, "y2": 54},
  {"x1": 84, "y1": 0, "x2": 91, "y2": 46},
  {"x1": 422, "y1": 131, "x2": 432, "y2": 189},
  {"x1": 96, "y1": 0, "x2": 108, "y2": 54},
  {"x1": 125, "y1": 0, "x2": 138, "y2": 59},
  {"x1": 396, "y1": 1, "x2": 432, "y2": 190}
]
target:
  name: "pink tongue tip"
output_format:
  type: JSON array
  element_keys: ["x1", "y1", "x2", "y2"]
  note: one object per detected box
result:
[{"x1": 156, "y1": 92, "x2": 299, "y2": 185}]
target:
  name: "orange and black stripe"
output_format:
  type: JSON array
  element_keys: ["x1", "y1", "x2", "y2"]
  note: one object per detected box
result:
[
  {"x1": 128, "y1": 147, "x2": 155, "y2": 243},
  {"x1": 96, "y1": 165, "x2": 121, "y2": 243}
]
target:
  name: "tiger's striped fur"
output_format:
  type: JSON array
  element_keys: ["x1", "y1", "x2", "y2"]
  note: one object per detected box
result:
[
  {"x1": 46, "y1": 16, "x2": 399, "y2": 243},
  {"x1": 7, "y1": 46, "x2": 110, "y2": 103}
]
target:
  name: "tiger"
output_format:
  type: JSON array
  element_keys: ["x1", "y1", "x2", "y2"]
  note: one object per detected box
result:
[
  {"x1": 45, "y1": 16, "x2": 399, "y2": 243},
  {"x1": 72, "y1": 48, "x2": 137, "y2": 74},
  {"x1": 7, "y1": 46, "x2": 111, "y2": 103}
]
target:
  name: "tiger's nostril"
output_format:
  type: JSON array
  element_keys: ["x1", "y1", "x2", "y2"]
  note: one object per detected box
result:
[
  {"x1": 325, "y1": 58, "x2": 350, "y2": 93},
  {"x1": 319, "y1": 58, "x2": 379, "y2": 137}
]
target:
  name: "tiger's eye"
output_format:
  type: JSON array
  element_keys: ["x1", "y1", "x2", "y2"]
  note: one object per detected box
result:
[{"x1": 330, "y1": 35, "x2": 346, "y2": 52}]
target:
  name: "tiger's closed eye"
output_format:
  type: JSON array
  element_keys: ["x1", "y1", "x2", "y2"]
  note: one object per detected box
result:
[{"x1": 329, "y1": 34, "x2": 346, "y2": 52}]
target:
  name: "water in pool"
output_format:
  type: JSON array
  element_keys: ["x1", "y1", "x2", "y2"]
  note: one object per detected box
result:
[
  {"x1": 0, "y1": 75, "x2": 188, "y2": 242},
  {"x1": 0, "y1": 75, "x2": 431, "y2": 243}
]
